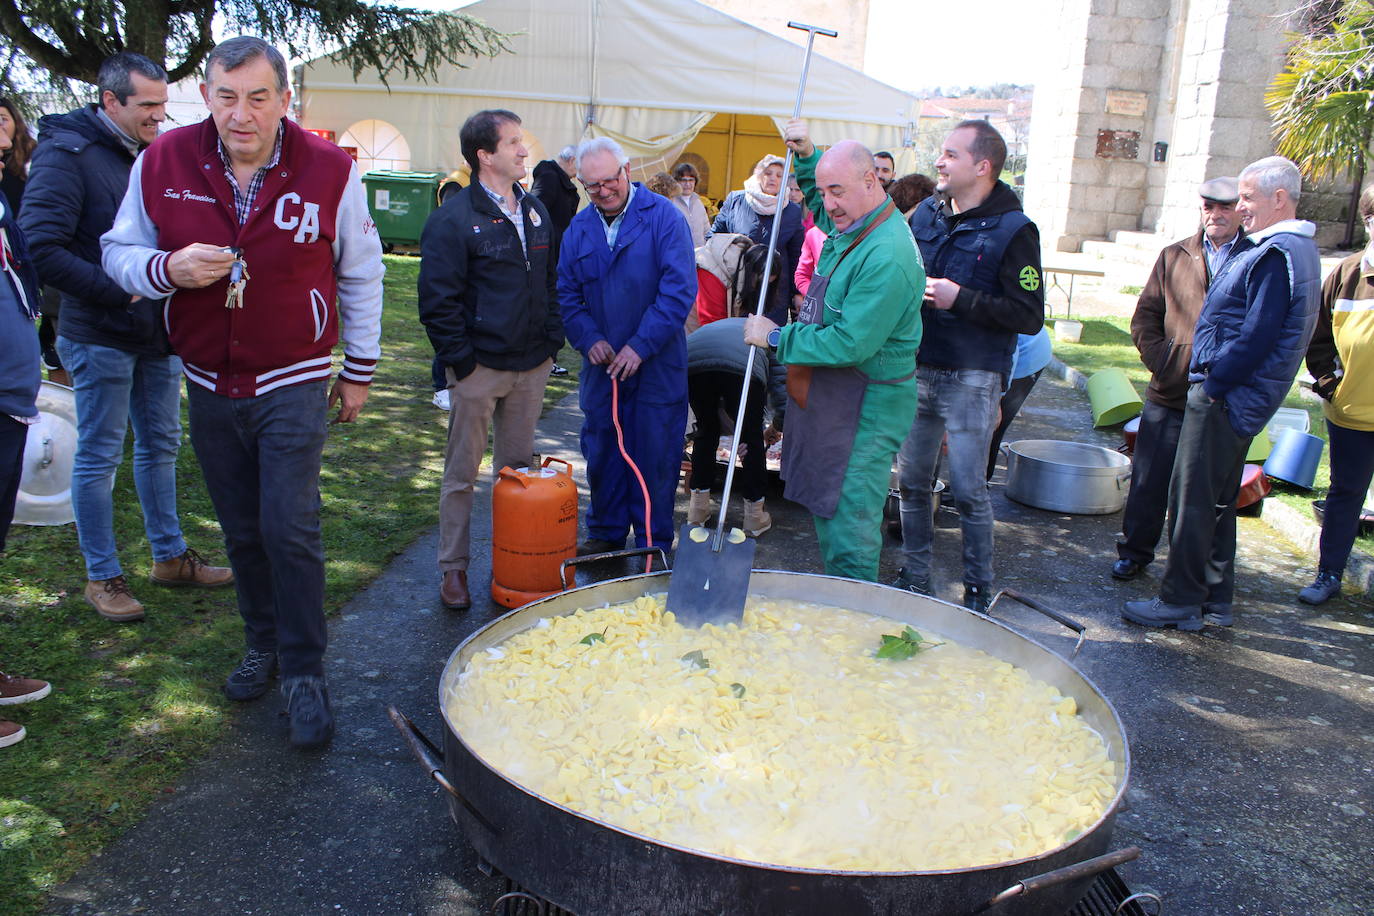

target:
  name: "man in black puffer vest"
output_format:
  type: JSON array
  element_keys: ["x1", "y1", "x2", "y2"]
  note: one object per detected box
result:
[
  {"x1": 893, "y1": 120, "x2": 1044, "y2": 613},
  {"x1": 21, "y1": 52, "x2": 231, "y2": 624}
]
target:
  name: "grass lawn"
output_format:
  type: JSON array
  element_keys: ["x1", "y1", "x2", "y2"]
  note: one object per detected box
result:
[
  {"x1": 0, "y1": 255, "x2": 581, "y2": 914},
  {"x1": 1049, "y1": 316, "x2": 1351, "y2": 541}
]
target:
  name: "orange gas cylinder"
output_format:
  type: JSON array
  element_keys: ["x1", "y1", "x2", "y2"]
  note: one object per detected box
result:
[{"x1": 491, "y1": 456, "x2": 578, "y2": 608}]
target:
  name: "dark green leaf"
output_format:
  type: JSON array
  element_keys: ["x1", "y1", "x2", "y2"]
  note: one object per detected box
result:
[
  {"x1": 680, "y1": 649, "x2": 710, "y2": 669},
  {"x1": 875, "y1": 627, "x2": 926, "y2": 660},
  {"x1": 578, "y1": 631, "x2": 605, "y2": 646}
]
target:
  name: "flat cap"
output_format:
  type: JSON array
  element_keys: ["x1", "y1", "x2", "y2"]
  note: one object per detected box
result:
[{"x1": 1199, "y1": 176, "x2": 1239, "y2": 203}]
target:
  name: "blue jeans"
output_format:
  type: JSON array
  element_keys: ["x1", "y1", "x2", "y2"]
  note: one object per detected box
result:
[
  {"x1": 897, "y1": 366, "x2": 1001, "y2": 588},
  {"x1": 187, "y1": 381, "x2": 329, "y2": 679},
  {"x1": 56, "y1": 337, "x2": 186, "y2": 580}
]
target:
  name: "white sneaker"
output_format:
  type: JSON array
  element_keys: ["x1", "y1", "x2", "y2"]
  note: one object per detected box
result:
[{"x1": 431, "y1": 390, "x2": 451, "y2": 411}]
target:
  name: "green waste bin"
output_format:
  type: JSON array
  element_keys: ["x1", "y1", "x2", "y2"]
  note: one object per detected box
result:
[{"x1": 361, "y1": 170, "x2": 443, "y2": 246}]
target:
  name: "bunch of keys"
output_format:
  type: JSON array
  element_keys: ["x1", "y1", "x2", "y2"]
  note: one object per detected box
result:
[{"x1": 222, "y1": 246, "x2": 249, "y2": 309}]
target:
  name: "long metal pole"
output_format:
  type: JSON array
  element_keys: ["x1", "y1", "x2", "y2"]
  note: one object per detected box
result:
[{"x1": 710, "y1": 21, "x2": 837, "y2": 552}]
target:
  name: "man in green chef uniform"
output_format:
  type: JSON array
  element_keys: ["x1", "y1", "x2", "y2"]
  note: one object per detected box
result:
[{"x1": 743, "y1": 118, "x2": 925, "y2": 580}]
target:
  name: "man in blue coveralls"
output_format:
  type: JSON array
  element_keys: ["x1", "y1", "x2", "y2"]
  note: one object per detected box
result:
[{"x1": 558, "y1": 138, "x2": 696, "y2": 554}]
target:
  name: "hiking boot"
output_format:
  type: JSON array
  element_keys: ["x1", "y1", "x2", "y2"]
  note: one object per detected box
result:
[
  {"x1": 282, "y1": 676, "x2": 334, "y2": 750},
  {"x1": 964, "y1": 584, "x2": 992, "y2": 614},
  {"x1": 1111, "y1": 558, "x2": 1144, "y2": 580},
  {"x1": 1298, "y1": 570, "x2": 1342, "y2": 606},
  {"x1": 891, "y1": 569, "x2": 931, "y2": 596},
  {"x1": 85, "y1": 576, "x2": 145, "y2": 622},
  {"x1": 1122, "y1": 597, "x2": 1203, "y2": 631},
  {"x1": 224, "y1": 648, "x2": 278, "y2": 701},
  {"x1": 687, "y1": 489, "x2": 712, "y2": 527},
  {"x1": 151, "y1": 548, "x2": 234, "y2": 588},
  {"x1": 1203, "y1": 603, "x2": 1234, "y2": 627},
  {"x1": 742, "y1": 498, "x2": 772, "y2": 538},
  {"x1": 0, "y1": 673, "x2": 51, "y2": 705},
  {"x1": 0, "y1": 720, "x2": 25, "y2": 749}
]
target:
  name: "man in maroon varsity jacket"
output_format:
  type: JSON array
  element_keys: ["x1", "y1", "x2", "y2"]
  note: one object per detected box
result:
[{"x1": 101, "y1": 37, "x2": 385, "y2": 750}]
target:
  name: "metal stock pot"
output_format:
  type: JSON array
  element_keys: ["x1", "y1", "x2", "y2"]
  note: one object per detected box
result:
[
  {"x1": 392, "y1": 567, "x2": 1134, "y2": 916},
  {"x1": 1005, "y1": 440, "x2": 1133, "y2": 515}
]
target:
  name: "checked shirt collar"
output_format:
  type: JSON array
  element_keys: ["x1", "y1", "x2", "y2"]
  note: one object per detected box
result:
[{"x1": 218, "y1": 126, "x2": 284, "y2": 225}]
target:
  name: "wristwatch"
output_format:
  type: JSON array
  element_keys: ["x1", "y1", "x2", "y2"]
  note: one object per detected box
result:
[{"x1": 766, "y1": 327, "x2": 781, "y2": 349}]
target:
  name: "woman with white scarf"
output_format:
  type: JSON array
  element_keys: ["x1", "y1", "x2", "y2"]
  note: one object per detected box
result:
[{"x1": 709, "y1": 154, "x2": 803, "y2": 325}]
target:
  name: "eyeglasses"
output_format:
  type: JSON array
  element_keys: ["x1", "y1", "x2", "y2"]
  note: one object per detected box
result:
[{"x1": 580, "y1": 172, "x2": 625, "y2": 194}]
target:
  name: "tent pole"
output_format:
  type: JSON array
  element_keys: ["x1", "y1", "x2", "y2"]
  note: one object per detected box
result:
[{"x1": 724, "y1": 114, "x2": 737, "y2": 194}]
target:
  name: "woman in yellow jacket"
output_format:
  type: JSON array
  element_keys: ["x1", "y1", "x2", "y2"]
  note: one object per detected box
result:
[{"x1": 1301, "y1": 186, "x2": 1374, "y2": 604}]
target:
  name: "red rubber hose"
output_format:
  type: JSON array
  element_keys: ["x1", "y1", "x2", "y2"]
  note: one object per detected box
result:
[{"x1": 610, "y1": 376, "x2": 654, "y2": 574}]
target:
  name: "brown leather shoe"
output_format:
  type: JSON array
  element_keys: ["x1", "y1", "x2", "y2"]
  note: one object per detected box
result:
[
  {"x1": 0, "y1": 719, "x2": 25, "y2": 749},
  {"x1": 151, "y1": 548, "x2": 234, "y2": 588},
  {"x1": 85, "y1": 576, "x2": 146, "y2": 621},
  {"x1": 440, "y1": 569, "x2": 471, "y2": 610},
  {"x1": 0, "y1": 672, "x2": 51, "y2": 705}
]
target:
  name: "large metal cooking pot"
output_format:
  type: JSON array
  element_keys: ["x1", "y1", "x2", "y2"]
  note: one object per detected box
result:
[
  {"x1": 1005, "y1": 440, "x2": 1132, "y2": 515},
  {"x1": 393, "y1": 567, "x2": 1134, "y2": 916}
]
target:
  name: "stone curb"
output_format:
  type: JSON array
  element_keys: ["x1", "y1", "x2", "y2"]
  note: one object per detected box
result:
[{"x1": 1044, "y1": 356, "x2": 1374, "y2": 598}]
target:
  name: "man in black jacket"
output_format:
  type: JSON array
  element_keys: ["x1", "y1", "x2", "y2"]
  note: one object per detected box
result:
[
  {"x1": 20, "y1": 52, "x2": 231, "y2": 624},
  {"x1": 531, "y1": 146, "x2": 579, "y2": 239},
  {"x1": 418, "y1": 109, "x2": 563, "y2": 610},
  {"x1": 893, "y1": 120, "x2": 1044, "y2": 612}
]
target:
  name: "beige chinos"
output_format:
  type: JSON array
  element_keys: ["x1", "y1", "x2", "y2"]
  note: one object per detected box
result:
[{"x1": 438, "y1": 359, "x2": 552, "y2": 572}]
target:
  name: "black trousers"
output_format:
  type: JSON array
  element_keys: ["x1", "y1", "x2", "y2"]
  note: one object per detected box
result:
[
  {"x1": 986, "y1": 369, "x2": 1043, "y2": 480},
  {"x1": 0, "y1": 416, "x2": 27, "y2": 551},
  {"x1": 1117, "y1": 400, "x2": 1185, "y2": 565},
  {"x1": 1159, "y1": 384, "x2": 1250, "y2": 608},
  {"x1": 1319, "y1": 419, "x2": 1374, "y2": 577},
  {"x1": 688, "y1": 370, "x2": 767, "y2": 501},
  {"x1": 187, "y1": 381, "x2": 329, "y2": 679}
]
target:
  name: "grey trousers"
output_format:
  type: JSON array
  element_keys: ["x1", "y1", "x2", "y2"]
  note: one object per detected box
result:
[{"x1": 1159, "y1": 383, "x2": 1251, "y2": 608}]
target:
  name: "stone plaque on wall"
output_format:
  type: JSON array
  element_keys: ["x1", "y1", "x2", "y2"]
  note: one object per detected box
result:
[
  {"x1": 1105, "y1": 90, "x2": 1149, "y2": 117},
  {"x1": 1095, "y1": 129, "x2": 1141, "y2": 160}
]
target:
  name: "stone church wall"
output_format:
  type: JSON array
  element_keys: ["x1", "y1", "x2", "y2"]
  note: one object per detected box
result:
[{"x1": 1025, "y1": 0, "x2": 1301, "y2": 252}]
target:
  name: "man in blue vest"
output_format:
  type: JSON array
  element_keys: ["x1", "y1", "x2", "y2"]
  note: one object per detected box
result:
[
  {"x1": 1123, "y1": 156, "x2": 1320, "y2": 630},
  {"x1": 893, "y1": 120, "x2": 1043, "y2": 612}
]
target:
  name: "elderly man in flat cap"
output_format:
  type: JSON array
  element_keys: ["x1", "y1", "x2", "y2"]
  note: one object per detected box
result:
[
  {"x1": 1111, "y1": 177, "x2": 1244, "y2": 582},
  {"x1": 1123, "y1": 157, "x2": 1320, "y2": 630}
]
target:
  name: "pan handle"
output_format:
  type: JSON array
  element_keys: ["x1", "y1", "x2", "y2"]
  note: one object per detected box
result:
[
  {"x1": 387, "y1": 705, "x2": 500, "y2": 836},
  {"x1": 559, "y1": 546, "x2": 668, "y2": 586},
  {"x1": 986, "y1": 588, "x2": 1087, "y2": 658},
  {"x1": 974, "y1": 846, "x2": 1141, "y2": 912}
]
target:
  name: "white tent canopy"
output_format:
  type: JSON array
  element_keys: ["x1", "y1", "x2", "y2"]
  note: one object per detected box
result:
[{"x1": 298, "y1": 0, "x2": 918, "y2": 173}]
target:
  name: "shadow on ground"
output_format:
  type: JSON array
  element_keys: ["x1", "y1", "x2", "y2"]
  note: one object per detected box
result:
[{"x1": 46, "y1": 375, "x2": 1374, "y2": 915}]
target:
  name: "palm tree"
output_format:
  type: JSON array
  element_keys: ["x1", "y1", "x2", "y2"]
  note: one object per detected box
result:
[{"x1": 1266, "y1": 0, "x2": 1374, "y2": 247}]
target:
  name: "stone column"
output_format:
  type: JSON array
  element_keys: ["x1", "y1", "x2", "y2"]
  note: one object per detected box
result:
[
  {"x1": 1024, "y1": 0, "x2": 1171, "y2": 252},
  {"x1": 1155, "y1": 0, "x2": 1296, "y2": 240}
]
